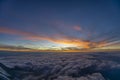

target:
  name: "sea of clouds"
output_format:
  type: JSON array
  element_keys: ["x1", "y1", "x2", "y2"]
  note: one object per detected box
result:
[{"x1": 0, "y1": 52, "x2": 120, "y2": 80}]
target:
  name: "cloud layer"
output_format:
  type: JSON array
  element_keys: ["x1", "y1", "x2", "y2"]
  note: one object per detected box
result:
[
  {"x1": 0, "y1": 52, "x2": 120, "y2": 80},
  {"x1": 0, "y1": 27, "x2": 109, "y2": 51}
]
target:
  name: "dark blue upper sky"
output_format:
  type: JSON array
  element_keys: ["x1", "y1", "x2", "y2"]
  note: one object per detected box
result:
[{"x1": 0, "y1": 0, "x2": 120, "y2": 51}]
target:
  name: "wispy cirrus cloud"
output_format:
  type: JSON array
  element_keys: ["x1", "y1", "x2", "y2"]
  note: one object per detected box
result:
[
  {"x1": 0, "y1": 44, "x2": 36, "y2": 52},
  {"x1": 0, "y1": 27, "x2": 108, "y2": 50},
  {"x1": 0, "y1": 27, "x2": 42, "y2": 37},
  {"x1": 73, "y1": 26, "x2": 82, "y2": 31}
]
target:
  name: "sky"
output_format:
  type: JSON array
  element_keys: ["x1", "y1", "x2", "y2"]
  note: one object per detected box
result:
[{"x1": 0, "y1": 0, "x2": 120, "y2": 52}]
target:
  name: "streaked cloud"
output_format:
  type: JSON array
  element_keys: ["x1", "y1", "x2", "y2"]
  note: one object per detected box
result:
[
  {"x1": 0, "y1": 27, "x2": 117, "y2": 51},
  {"x1": 0, "y1": 44, "x2": 35, "y2": 52},
  {"x1": 73, "y1": 26, "x2": 82, "y2": 31}
]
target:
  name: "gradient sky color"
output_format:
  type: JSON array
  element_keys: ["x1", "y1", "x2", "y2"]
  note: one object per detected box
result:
[{"x1": 0, "y1": 0, "x2": 120, "y2": 52}]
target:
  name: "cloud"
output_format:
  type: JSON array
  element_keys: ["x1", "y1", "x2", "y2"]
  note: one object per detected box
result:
[
  {"x1": 0, "y1": 52, "x2": 119, "y2": 80},
  {"x1": 0, "y1": 27, "x2": 32, "y2": 36},
  {"x1": 0, "y1": 27, "x2": 107, "y2": 51},
  {"x1": 0, "y1": 44, "x2": 35, "y2": 52},
  {"x1": 73, "y1": 26, "x2": 82, "y2": 31}
]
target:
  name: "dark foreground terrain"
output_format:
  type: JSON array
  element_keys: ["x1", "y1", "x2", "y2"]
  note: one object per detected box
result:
[{"x1": 0, "y1": 51, "x2": 120, "y2": 80}]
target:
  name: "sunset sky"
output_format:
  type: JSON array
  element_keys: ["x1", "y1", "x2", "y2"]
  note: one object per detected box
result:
[{"x1": 0, "y1": 0, "x2": 120, "y2": 52}]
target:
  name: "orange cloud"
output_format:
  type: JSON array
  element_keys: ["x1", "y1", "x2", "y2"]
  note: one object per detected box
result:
[
  {"x1": 0, "y1": 44, "x2": 37, "y2": 52},
  {"x1": 0, "y1": 27, "x2": 107, "y2": 50},
  {"x1": 0, "y1": 27, "x2": 50, "y2": 40},
  {"x1": 73, "y1": 26, "x2": 82, "y2": 31},
  {"x1": 0, "y1": 27, "x2": 30, "y2": 36}
]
